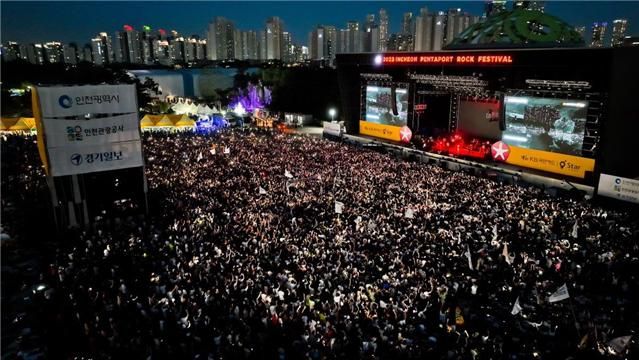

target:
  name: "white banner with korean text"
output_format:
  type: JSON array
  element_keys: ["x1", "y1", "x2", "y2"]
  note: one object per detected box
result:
[
  {"x1": 36, "y1": 85, "x2": 137, "y2": 117},
  {"x1": 42, "y1": 113, "x2": 140, "y2": 148},
  {"x1": 597, "y1": 174, "x2": 639, "y2": 204},
  {"x1": 47, "y1": 140, "x2": 144, "y2": 177}
]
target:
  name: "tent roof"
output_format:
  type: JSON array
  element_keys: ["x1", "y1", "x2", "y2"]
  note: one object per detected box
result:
[
  {"x1": 8, "y1": 118, "x2": 34, "y2": 131},
  {"x1": 154, "y1": 115, "x2": 175, "y2": 127},
  {"x1": 1, "y1": 117, "x2": 20, "y2": 130}
]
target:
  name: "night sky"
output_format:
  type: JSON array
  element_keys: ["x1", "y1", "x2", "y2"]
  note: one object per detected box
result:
[{"x1": 2, "y1": 1, "x2": 638, "y2": 45}]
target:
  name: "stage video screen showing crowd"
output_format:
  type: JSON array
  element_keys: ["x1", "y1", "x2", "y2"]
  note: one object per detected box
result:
[
  {"x1": 2, "y1": 127, "x2": 638, "y2": 359},
  {"x1": 503, "y1": 96, "x2": 588, "y2": 156},
  {"x1": 365, "y1": 85, "x2": 409, "y2": 126}
]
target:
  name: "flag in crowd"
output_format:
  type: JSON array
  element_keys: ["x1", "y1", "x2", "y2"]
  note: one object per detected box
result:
[
  {"x1": 335, "y1": 201, "x2": 344, "y2": 214},
  {"x1": 404, "y1": 208, "x2": 414, "y2": 219},
  {"x1": 607, "y1": 335, "x2": 633, "y2": 354},
  {"x1": 285, "y1": 170, "x2": 294, "y2": 178},
  {"x1": 465, "y1": 245, "x2": 473, "y2": 270},
  {"x1": 548, "y1": 283, "x2": 570, "y2": 303},
  {"x1": 259, "y1": 187, "x2": 267, "y2": 195},
  {"x1": 511, "y1": 296, "x2": 522, "y2": 315}
]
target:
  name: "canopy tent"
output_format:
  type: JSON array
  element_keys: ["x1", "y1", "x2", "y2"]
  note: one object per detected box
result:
[
  {"x1": 154, "y1": 115, "x2": 175, "y2": 127},
  {"x1": 1, "y1": 117, "x2": 36, "y2": 132},
  {"x1": 140, "y1": 114, "x2": 164, "y2": 128},
  {"x1": 1, "y1": 118, "x2": 20, "y2": 130},
  {"x1": 167, "y1": 114, "x2": 196, "y2": 128}
]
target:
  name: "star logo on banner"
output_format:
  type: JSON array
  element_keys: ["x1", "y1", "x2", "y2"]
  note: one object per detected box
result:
[
  {"x1": 491, "y1": 141, "x2": 510, "y2": 161},
  {"x1": 400, "y1": 126, "x2": 412, "y2": 143}
]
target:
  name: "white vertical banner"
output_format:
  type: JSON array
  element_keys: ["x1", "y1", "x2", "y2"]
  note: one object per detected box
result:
[
  {"x1": 41, "y1": 113, "x2": 141, "y2": 148},
  {"x1": 47, "y1": 141, "x2": 144, "y2": 176},
  {"x1": 335, "y1": 201, "x2": 344, "y2": 214},
  {"x1": 597, "y1": 174, "x2": 639, "y2": 204},
  {"x1": 36, "y1": 85, "x2": 137, "y2": 117}
]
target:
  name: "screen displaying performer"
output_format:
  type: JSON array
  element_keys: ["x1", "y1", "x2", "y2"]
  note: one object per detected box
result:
[
  {"x1": 503, "y1": 96, "x2": 588, "y2": 156},
  {"x1": 364, "y1": 85, "x2": 408, "y2": 127},
  {"x1": 458, "y1": 100, "x2": 502, "y2": 141}
]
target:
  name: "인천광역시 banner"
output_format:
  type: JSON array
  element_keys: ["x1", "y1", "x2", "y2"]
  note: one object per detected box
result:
[
  {"x1": 42, "y1": 113, "x2": 141, "y2": 148},
  {"x1": 46, "y1": 140, "x2": 144, "y2": 177},
  {"x1": 597, "y1": 174, "x2": 639, "y2": 204},
  {"x1": 36, "y1": 85, "x2": 137, "y2": 117}
]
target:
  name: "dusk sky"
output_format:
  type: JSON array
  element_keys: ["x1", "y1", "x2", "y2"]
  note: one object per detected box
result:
[{"x1": 2, "y1": 1, "x2": 638, "y2": 45}]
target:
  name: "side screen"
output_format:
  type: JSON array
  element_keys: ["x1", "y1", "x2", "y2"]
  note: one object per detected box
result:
[
  {"x1": 503, "y1": 96, "x2": 588, "y2": 156},
  {"x1": 364, "y1": 86, "x2": 408, "y2": 127}
]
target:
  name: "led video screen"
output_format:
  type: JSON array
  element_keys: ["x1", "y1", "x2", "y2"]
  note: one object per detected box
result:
[
  {"x1": 503, "y1": 96, "x2": 588, "y2": 156},
  {"x1": 458, "y1": 100, "x2": 502, "y2": 141},
  {"x1": 364, "y1": 85, "x2": 408, "y2": 127}
]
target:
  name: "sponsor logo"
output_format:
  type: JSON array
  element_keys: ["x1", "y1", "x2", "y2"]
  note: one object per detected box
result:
[
  {"x1": 59, "y1": 95, "x2": 73, "y2": 108},
  {"x1": 70, "y1": 153, "x2": 83, "y2": 166},
  {"x1": 491, "y1": 141, "x2": 510, "y2": 161},
  {"x1": 400, "y1": 126, "x2": 412, "y2": 143},
  {"x1": 615, "y1": 178, "x2": 622, "y2": 185}
]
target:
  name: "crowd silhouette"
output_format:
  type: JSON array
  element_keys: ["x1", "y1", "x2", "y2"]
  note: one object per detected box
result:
[{"x1": 2, "y1": 129, "x2": 637, "y2": 359}]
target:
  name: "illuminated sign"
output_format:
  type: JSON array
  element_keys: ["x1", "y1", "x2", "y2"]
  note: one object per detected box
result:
[
  {"x1": 360, "y1": 121, "x2": 402, "y2": 142},
  {"x1": 494, "y1": 144, "x2": 595, "y2": 178},
  {"x1": 381, "y1": 54, "x2": 513, "y2": 66},
  {"x1": 414, "y1": 104, "x2": 428, "y2": 111}
]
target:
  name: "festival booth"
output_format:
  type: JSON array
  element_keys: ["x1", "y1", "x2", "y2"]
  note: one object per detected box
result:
[
  {"x1": 140, "y1": 114, "x2": 196, "y2": 132},
  {"x1": 1, "y1": 117, "x2": 37, "y2": 133}
]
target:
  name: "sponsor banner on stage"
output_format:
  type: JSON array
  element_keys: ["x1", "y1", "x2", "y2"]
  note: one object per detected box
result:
[
  {"x1": 42, "y1": 113, "x2": 140, "y2": 148},
  {"x1": 597, "y1": 174, "x2": 639, "y2": 204},
  {"x1": 323, "y1": 122, "x2": 342, "y2": 137},
  {"x1": 492, "y1": 142, "x2": 595, "y2": 178},
  {"x1": 360, "y1": 121, "x2": 401, "y2": 141},
  {"x1": 47, "y1": 140, "x2": 144, "y2": 177},
  {"x1": 36, "y1": 85, "x2": 137, "y2": 117}
]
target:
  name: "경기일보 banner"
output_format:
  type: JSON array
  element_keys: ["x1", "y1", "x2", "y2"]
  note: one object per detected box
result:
[
  {"x1": 36, "y1": 85, "x2": 137, "y2": 117},
  {"x1": 47, "y1": 140, "x2": 144, "y2": 177}
]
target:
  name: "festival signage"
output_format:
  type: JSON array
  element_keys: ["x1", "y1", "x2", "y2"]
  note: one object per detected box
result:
[
  {"x1": 34, "y1": 85, "x2": 142, "y2": 177},
  {"x1": 41, "y1": 113, "x2": 140, "y2": 148},
  {"x1": 380, "y1": 53, "x2": 514, "y2": 66},
  {"x1": 47, "y1": 140, "x2": 144, "y2": 177},
  {"x1": 36, "y1": 85, "x2": 137, "y2": 117},
  {"x1": 491, "y1": 142, "x2": 595, "y2": 178},
  {"x1": 597, "y1": 174, "x2": 639, "y2": 204}
]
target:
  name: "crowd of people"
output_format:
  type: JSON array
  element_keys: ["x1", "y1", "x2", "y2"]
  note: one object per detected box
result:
[{"x1": 2, "y1": 129, "x2": 638, "y2": 359}]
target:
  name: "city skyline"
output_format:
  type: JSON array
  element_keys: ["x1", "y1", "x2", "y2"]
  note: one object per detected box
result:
[{"x1": 2, "y1": 1, "x2": 638, "y2": 45}]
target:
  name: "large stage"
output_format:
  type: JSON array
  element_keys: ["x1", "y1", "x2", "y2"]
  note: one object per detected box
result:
[{"x1": 335, "y1": 47, "x2": 639, "y2": 203}]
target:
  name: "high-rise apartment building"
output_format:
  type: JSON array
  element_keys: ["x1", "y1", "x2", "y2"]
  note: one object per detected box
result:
[
  {"x1": 207, "y1": 17, "x2": 237, "y2": 61},
  {"x1": 282, "y1": 31, "x2": 293, "y2": 62},
  {"x1": 611, "y1": 19, "x2": 629, "y2": 47},
  {"x1": 414, "y1": 7, "x2": 433, "y2": 52},
  {"x1": 432, "y1": 12, "x2": 446, "y2": 51},
  {"x1": 113, "y1": 26, "x2": 142, "y2": 63},
  {"x1": 43, "y1": 42, "x2": 64, "y2": 63},
  {"x1": 402, "y1": 12, "x2": 414, "y2": 35},
  {"x1": 379, "y1": 9, "x2": 389, "y2": 51},
  {"x1": 590, "y1": 22, "x2": 608, "y2": 48},
  {"x1": 63, "y1": 43, "x2": 78, "y2": 64},
  {"x1": 90, "y1": 32, "x2": 113, "y2": 65},
  {"x1": 1, "y1": 42, "x2": 20, "y2": 62},
  {"x1": 265, "y1": 16, "x2": 284, "y2": 60}
]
